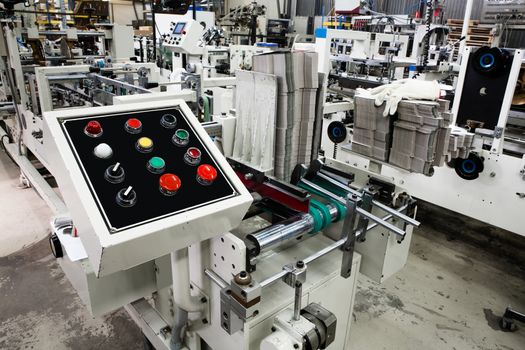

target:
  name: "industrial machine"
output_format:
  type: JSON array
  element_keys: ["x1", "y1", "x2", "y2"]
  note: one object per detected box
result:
[
  {"x1": 320, "y1": 45, "x2": 525, "y2": 235},
  {"x1": 43, "y1": 98, "x2": 418, "y2": 349}
]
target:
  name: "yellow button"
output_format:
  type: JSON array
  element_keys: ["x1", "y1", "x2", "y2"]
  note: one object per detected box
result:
[{"x1": 136, "y1": 137, "x2": 153, "y2": 153}]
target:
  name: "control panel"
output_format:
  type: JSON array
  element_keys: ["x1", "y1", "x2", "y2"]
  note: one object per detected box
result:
[
  {"x1": 44, "y1": 100, "x2": 252, "y2": 276},
  {"x1": 163, "y1": 19, "x2": 204, "y2": 55}
]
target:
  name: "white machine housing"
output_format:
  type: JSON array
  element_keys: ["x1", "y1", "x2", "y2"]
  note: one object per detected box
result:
[
  {"x1": 163, "y1": 19, "x2": 205, "y2": 55},
  {"x1": 43, "y1": 100, "x2": 253, "y2": 276}
]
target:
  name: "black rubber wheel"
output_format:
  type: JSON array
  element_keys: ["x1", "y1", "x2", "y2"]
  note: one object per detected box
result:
[
  {"x1": 454, "y1": 153, "x2": 484, "y2": 180},
  {"x1": 472, "y1": 46, "x2": 510, "y2": 77},
  {"x1": 327, "y1": 121, "x2": 347, "y2": 144}
]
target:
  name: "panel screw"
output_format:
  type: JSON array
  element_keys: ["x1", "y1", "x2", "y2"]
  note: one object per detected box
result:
[
  {"x1": 294, "y1": 344, "x2": 299, "y2": 349},
  {"x1": 296, "y1": 260, "x2": 305, "y2": 268},
  {"x1": 202, "y1": 318, "x2": 208, "y2": 324},
  {"x1": 201, "y1": 297, "x2": 207, "y2": 303}
]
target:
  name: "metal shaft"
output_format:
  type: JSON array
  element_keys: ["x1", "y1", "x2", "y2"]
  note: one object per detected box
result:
[
  {"x1": 316, "y1": 172, "x2": 420, "y2": 227},
  {"x1": 258, "y1": 209, "x2": 405, "y2": 290},
  {"x1": 301, "y1": 179, "x2": 406, "y2": 237},
  {"x1": 293, "y1": 282, "x2": 302, "y2": 321},
  {"x1": 247, "y1": 204, "x2": 338, "y2": 256}
]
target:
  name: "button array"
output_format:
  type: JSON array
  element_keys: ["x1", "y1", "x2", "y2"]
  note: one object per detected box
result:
[{"x1": 84, "y1": 115, "x2": 218, "y2": 207}]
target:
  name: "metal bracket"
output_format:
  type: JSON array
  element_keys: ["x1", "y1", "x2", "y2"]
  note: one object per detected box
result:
[
  {"x1": 356, "y1": 190, "x2": 374, "y2": 242},
  {"x1": 341, "y1": 195, "x2": 359, "y2": 278},
  {"x1": 494, "y1": 126, "x2": 504, "y2": 139},
  {"x1": 283, "y1": 260, "x2": 307, "y2": 321},
  {"x1": 220, "y1": 271, "x2": 261, "y2": 335}
]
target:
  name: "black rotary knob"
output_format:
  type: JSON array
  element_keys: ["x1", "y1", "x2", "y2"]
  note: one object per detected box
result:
[
  {"x1": 116, "y1": 186, "x2": 137, "y2": 207},
  {"x1": 105, "y1": 163, "x2": 125, "y2": 184}
]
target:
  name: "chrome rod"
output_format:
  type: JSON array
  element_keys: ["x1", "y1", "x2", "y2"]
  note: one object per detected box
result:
[
  {"x1": 247, "y1": 204, "x2": 339, "y2": 256},
  {"x1": 204, "y1": 268, "x2": 228, "y2": 289},
  {"x1": 356, "y1": 207, "x2": 405, "y2": 237},
  {"x1": 257, "y1": 210, "x2": 402, "y2": 290},
  {"x1": 371, "y1": 199, "x2": 420, "y2": 227},
  {"x1": 301, "y1": 178, "x2": 405, "y2": 237},
  {"x1": 316, "y1": 172, "x2": 419, "y2": 227}
]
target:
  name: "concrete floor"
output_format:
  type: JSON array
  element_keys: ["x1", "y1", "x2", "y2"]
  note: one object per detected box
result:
[{"x1": 0, "y1": 150, "x2": 524, "y2": 350}]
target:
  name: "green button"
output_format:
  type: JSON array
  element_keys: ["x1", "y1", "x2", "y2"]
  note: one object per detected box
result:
[
  {"x1": 148, "y1": 157, "x2": 166, "y2": 174},
  {"x1": 176, "y1": 129, "x2": 189, "y2": 139}
]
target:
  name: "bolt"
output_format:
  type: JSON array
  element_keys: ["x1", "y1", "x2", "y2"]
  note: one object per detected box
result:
[
  {"x1": 490, "y1": 172, "x2": 496, "y2": 177},
  {"x1": 294, "y1": 344, "x2": 300, "y2": 349},
  {"x1": 271, "y1": 326, "x2": 276, "y2": 332},
  {"x1": 240, "y1": 271, "x2": 248, "y2": 278},
  {"x1": 244, "y1": 173, "x2": 254, "y2": 180},
  {"x1": 201, "y1": 297, "x2": 207, "y2": 303},
  {"x1": 296, "y1": 260, "x2": 305, "y2": 269},
  {"x1": 202, "y1": 318, "x2": 208, "y2": 324}
]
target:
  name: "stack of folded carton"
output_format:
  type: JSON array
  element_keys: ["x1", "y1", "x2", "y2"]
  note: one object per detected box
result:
[
  {"x1": 352, "y1": 94, "x2": 476, "y2": 175},
  {"x1": 252, "y1": 50, "x2": 318, "y2": 181},
  {"x1": 351, "y1": 95, "x2": 393, "y2": 161}
]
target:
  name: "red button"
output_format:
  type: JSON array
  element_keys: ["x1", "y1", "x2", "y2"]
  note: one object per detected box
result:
[
  {"x1": 159, "y1": 173, "x2": 181, "y2": 196},
  {"x1": 84, "y1": 120, "x2": 103, "y2": 137},
  {"x1": 188, "y1": 148, "x2": 200, "y2": 158},
  {"x1": 125, "y1": 118, "x2": 142, "y2": 134},
  {"x1": 197, "y1": 164, "x2": 217, "y2": 185},
  {"x1": 184, "y1": 147, "x2": 201, "y2": 166}
]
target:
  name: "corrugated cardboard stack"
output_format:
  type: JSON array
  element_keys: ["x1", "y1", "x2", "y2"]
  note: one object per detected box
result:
[
  {"x1": 252, "y1": 50, "x2": 318, "y2": 181},
  {"x1": 388, "y1": 100, "x2": 455, "y2": 175},
  {"x1": 351, "y1": 95, "x2": 393, "y2": 161},
  {"x1": 352, "y1": 94, "x2": 476, "y2": 175}
]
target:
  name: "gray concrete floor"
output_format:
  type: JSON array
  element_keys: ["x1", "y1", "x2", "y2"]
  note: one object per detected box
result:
[{"x1": 0, "y1": 150, "x2": 524, "y2": 349}]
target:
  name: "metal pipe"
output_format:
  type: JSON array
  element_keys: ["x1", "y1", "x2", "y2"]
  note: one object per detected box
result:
[
  {"x1": 171, "y1": 248, "x2": 204, "y2": 312},
  {"x1": 301, "y1": 178, "x2": 406, "y2": 237},
  {"x1": 204, "y1": 268, "x2": 228, "y2": 289},
  {"x1": 293, "y1": 282, "x2": 302, "y2": 321},
  {"x1": 247, "y1": 203, "x2": 339, "y2": 256},
  {"x1": 356, "y1": 207, "x2": 405, "y2": 238},
  {"x1": 316, "y1": 172, "x2": 419, "y2": 227},
  {"x1": 258, "y1": 209, "x2": 404, "y2": 290},
  {"x1": 247, "y1": 213, "x2": 315, "y2": 255},
  {"x1": 459, "y1": 0, "x2": 474, "y2": 60}
]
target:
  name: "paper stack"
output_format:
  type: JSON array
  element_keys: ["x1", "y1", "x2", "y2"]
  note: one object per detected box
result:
[
  {"x1": 389, "y1": 100, "x2": 450, "y2": 175},
  {"x1": 252, "y1": 50, "x2": 319, "y2": 181},
  {"x1": 351, "y1": 95, "x2": 393, "y2": 161},
  {"x1": 232, "y1": 70, "x2": 278, "y2": 173}
]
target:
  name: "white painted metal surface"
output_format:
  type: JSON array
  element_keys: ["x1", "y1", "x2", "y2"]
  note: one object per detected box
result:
[{"x1": 44, "y1": 100, "x2": 253, "y2": 276}]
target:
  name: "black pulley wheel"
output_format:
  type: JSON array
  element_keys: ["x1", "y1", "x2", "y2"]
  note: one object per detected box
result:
[
  {"x1": 454, "y1": 153, "x2": 484, "y2": 180},
  {"x1": 327, "y1": 121, "x2": 347, "y2": 144},
  {"x1": 472, "y1": 46, "x2": 510, "y2": 76}
]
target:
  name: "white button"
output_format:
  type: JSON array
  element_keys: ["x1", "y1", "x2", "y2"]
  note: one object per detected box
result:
[{"x1": 94, "y1": 143, "x2": 113, "y2": 159}]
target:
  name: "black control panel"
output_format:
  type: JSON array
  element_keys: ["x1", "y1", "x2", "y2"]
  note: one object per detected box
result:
[{"x1": 61, "y1": 107, "x2": 237, "y2": 232}]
